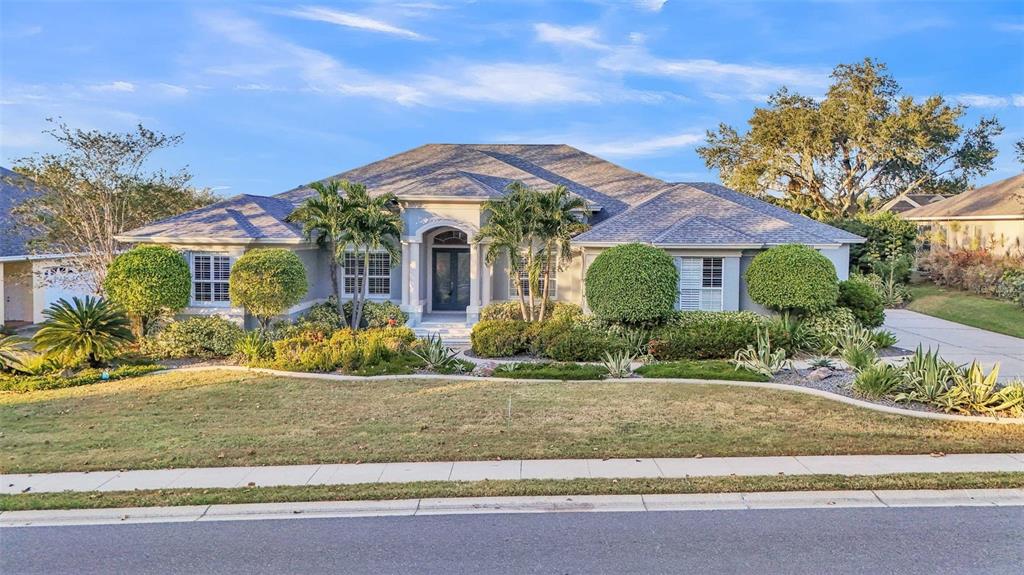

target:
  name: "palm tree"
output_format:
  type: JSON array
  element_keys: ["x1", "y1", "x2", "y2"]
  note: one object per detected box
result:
[
  {"x1": 287, "y1": 180, "x2": 357, "y2": 328},
  {"x1": 33, "y1": 296, "x2": 133, "y2": 367},
  {"x1": 534, "y1": 185, "x2": 589, "y2": 321},
  {"x1": 0, "y1": 334, "x2": 28, "y2": 372},
  {"x1": 477, "y1": 182, "x2": 543, "y2": 321},
  {"x1": 340, "y1": 184, "x2": 403, "y2": 329}
]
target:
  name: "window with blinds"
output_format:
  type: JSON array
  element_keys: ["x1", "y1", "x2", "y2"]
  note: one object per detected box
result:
[
  {"x1": 677, "y1": 257, "x2": 723, "y2": 311},
  {"x1": 343, "y1": 252, "x2": 392, "y2": 296},
  {"x1": 508, "y1": 255, "x2": 557, "y2": 298},
  {"x1": 192, "y1": 254, "x2": 231, "y2": 304}
]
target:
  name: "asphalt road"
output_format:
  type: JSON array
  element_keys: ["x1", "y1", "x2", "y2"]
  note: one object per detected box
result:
[{"x1": 3, "y1": 507, "x2": 1023, "y2": 574}]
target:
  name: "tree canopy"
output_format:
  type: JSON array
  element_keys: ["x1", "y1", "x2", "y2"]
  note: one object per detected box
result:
[
  {"x1": 10, "y1": 120, "x2": 217, "y2": 291},
  {"x1": 104, "y1": 245, "x2": 192, "y2": 338},
  {"x1": 697, "y1": 58, "x2": 1003, "y2": 218}
]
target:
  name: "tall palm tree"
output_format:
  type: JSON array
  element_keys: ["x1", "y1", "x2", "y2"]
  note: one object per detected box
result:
[
  {"x1": 339, "y1": 184, "x2": 403, "y2": 329},
  {"x1": 477, "y1": 182, "x2": 543, "y2": 321},
  {"x1": 534, "y1": 185, "x2": 589, "y2": 321},
  {"x1": 33, "y1": 296, "x2": 133, "y2": 367},
  {"x1": 287, "y1": 180, "x2": 357, "y2": 327}
]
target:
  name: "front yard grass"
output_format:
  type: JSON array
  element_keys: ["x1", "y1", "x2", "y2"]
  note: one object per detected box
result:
[
  {"x1": 3, "y1": 369, "x2": 1024, "y2": 474},
  {"x1": 3, "y1": 472, "x2": 1022, "y2": 511},
  {"x1": 908, "y1": 283, "x2": 1024, "y2": 339},
  {"x1": 636, "y1": 360, "x2": 769, "y2": 382}
]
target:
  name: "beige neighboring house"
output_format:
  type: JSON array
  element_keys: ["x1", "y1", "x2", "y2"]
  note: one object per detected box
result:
[
  {"x1": 902, "y1": 173, "x2": 1024, "y2": 256},
  {"x1": 1, "y1": 168, "x2": 95, "y2": 327},
  {"x1": 116, "y1": 144, "x2": 864, "y2": 331}
]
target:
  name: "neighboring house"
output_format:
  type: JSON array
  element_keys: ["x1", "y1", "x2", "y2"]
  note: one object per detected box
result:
[
  {"x1": 116, "y1": 144, "x2": 864, "y2": 329},
  {"x1": 877, "y1": 192, "x2": 947, "y2": 214},
  {"x1": 1, "y1": 167, "x2": 94, "y2": 326},
  {"x1": 903, "y1": 173, "x2": 1024, "y2": 256}
]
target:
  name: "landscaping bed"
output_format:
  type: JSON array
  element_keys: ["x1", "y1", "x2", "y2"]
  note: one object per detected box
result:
[{"x1": 4, "y1": 369, "x2": 1024, "y2": 474}]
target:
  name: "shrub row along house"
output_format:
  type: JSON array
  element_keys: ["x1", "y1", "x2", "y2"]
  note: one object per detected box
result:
[{"x1": 117, "y1": 144, "x2": 864, "y2": 330}]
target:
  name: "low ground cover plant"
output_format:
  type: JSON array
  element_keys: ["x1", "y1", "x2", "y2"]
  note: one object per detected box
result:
[
  {"x1": 493, "y1": 362, "x2": 609, "y2": 380},
  {"x1": 0, "y1": 364, "x2": 161, "y2": 393},
  {"x1": 634, "y1": 360, "x2": 769, "y2": 382}
]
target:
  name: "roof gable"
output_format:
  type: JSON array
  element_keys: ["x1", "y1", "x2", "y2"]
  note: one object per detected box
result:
[
  {"x1": 903, "y1": 174, "x2": 1024, "y2": 219},
  {"x1": 118, "y1": 194, "x2": 304, "y2": 243}
]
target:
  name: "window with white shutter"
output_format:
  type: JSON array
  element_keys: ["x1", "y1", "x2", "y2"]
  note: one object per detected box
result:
[
  {"x1": 343, "y1": 252, "x2": 392, "y2": 296},
  {"x1": 508, "y1": 255, "x2": 557, "y2": 299},
  {"x1": 677, "y1": 257, "x2": 724, "y2": 311},
  {"x1": 192, "y1": 254, "x2": 232, "y2": 305}
]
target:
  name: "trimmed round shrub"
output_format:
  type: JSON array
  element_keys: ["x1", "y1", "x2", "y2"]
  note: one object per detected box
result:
[
  {"x1": 838, "y1": 276, "x2": 885, "y2": 328},
  {"x1": 745, "y1": 244, "x2": 839, "y2": 315},
  {"x1": 585, "y1": 243, "x2": 678, "y2": 326},
  {"x1": 230, "y1": 249, "x2": 309, "y2": 329},
  {"x1": 470, "y1": 320, "x2": 530, "y2": 357},
  {"x1": 104, "y1": 245, "x2": 191, "y2": 337}
]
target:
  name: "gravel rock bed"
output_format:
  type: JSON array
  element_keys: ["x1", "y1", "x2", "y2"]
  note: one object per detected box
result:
[{"x1": 774, "y1": 366, "x2": 940, "y2": 413}]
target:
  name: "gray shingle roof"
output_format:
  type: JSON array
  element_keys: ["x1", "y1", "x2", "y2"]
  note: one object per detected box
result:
[
  {"x1": 1, "y1": 167, "x2": 37, "y2": 257},
  {"x1": 902, "y1": 174, "x2": 1024, "y2": 219},
  {"x1": 573, "y1": 183, "x2": 863, "y2": 246},
  {"x1": 118, "y1": 194, "x2": 304, "y2": 243},
  {"x1": 118, "y1": 144, "x2": 862, "y2": 247}
]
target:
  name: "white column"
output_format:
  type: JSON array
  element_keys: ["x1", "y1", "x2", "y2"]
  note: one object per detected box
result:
[
  {"x1": 468, "y1": 242, "x2": 481, "y2": 322},
  {"x1": 400, "y1": 242, "x2": 411, "y2": 307},
  {"x1": 480, "y1": 247, "x2": 492, "y2": 308},
  {"x1": 0, "y1": 262, "x2": 5, "y2": 326},
  {"x1": 403, "y1": 240, "x2": 422, "y2": 325}
]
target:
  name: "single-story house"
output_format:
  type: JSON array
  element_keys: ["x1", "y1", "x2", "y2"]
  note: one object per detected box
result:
[
  {"x1": 1, "y1": 167, "x2": 94, "y2": 327},
  {"x1": 903, "y1": 173, "x2": 1024, "y2": 256},
  {"x1": 876, "y1": 192, "x2": 947, "y2": 214},
  {"x1": 116, "y1": 144, "x2": 864, "y2": 330}
]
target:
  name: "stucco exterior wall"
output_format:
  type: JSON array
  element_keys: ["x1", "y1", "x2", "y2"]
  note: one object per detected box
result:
[
  {"x1": 818, "y1": 245, "x2": 851, "y2": 281},
  {"x1": 919, "y1": 219, "x2": 1024, "y2": 256}
]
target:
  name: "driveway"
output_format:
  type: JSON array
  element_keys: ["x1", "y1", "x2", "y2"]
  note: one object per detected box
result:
[{"x1": 884, "y1": 309, "x2": 1024, "y2": 381}]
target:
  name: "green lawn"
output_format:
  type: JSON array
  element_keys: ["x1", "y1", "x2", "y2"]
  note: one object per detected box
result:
[
  {"x1": 907, "y1": 283, "x2": 1024, "y2": 339},
  {"x1": 3, "y1": 370, "x2": 1023, "y2": 474},
  {"x1": 4, "y1": 473, "x2": 1023, "y2": 511},
  {"x1": 636, "y1": 360, "x2": 769, "y2": 382}
]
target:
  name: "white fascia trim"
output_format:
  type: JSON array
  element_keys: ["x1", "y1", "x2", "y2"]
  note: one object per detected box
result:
[
  {"x1": 573, "y1": 241, "x2": 849, "y2": 250},
  {"x1": 0, "y1": 252, "x2": 86, "y2": 263},
  {"x1": 398, "y1": 196, "x2": 489, "y2": 204},
  {"x1": 904, "y1": 215, "x2": 1024, "y2": 221},
  {"x1": 114, "y1": 236, "x2": 308, "y2": 245}
]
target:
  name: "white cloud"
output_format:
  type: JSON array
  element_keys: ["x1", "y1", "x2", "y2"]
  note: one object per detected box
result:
[
  {"x1": 154, "y1": 83, "x2": 189, "y2": 97},
  {"x1": 953, "y1": 94, "x2": 1009, "y2": 108},
  {"x1": 994, "y1": 22, "x2": 1024, "y2": 32},
  {"x1": 497, "y1": 130, "x2": 703, "y2": 158},
  {"x1": 88, "y1": 81, "x2": 136, "y2": 93},
  {"x1": 413, "y1": 63, "x2": 601, "y2": 106},
  {"x1": 283, "y1": 5, "x2": 426, "y2": 40},
  {"x1": 534, "y1": 23, "x2": 606, "y2": 50},
  {"x1": 635, "y1": 0, "x2": 668, "y2": 12},
  {"x1": 1013, "y1": 94, "x2": 1024, "y2": 107}
]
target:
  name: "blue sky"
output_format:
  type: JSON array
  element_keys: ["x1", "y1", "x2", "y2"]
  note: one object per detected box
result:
[{"x1": 2, "y1": 0, "x2": 1022, "y2": 197}]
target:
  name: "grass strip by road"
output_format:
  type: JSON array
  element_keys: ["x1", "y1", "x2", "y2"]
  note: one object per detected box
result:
[
  {"x1": 3, "y1": 473, "x2": 1023, "y2": 511},
  {"x1": 4, "y1": 370, "x2": 1024, "y2": 474},
  {"x1": 908, "y1": 283, "x2": 1024, "y2": 339}
]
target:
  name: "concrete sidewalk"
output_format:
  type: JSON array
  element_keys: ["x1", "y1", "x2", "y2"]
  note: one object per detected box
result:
[{"x1": 5, "y1": 453, "x2": 1024, "y2": 495}]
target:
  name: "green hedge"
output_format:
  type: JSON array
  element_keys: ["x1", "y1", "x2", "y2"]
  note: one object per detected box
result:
[
  {"x1": 585, "y1": 243, "x2": 678, "y2": 326},
  {"x1": 745, "y1": 244, "x2": 839, "y2": 315},
  {"x1": 648, "y1": 311, "x2": 782, "y2": 360},
  {"x1": 838, "y1": 276, "x2": 885, "y2": 328},
  {"x1": 146, "y1": 316, "x2": 244, "y2": 358},
  {"x1": 0, "y1": 364, "x2": 162, "y2": 393},
  {"x1": 469, "y1": 320, "x2": 532, "y2": 357}
]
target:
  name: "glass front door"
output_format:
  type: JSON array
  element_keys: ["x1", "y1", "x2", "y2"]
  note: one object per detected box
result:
[{"x1": 432, "y1": 248, "x2": 471, "y2": 311}]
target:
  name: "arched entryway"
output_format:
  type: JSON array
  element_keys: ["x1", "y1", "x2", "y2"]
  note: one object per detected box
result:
[
  {"x1": 400, "y1": 220, "x2": 490, "y2": 327},
  {"x1": 428, "y1": 229, "x2": 471, "y2": 312}
]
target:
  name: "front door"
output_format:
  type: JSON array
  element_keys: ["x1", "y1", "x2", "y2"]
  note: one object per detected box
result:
[{"x1": 432, "y1": 248, "x2": 471, "y2": 311}]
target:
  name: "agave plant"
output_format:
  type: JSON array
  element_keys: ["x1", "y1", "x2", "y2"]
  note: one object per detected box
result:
[
  {"x1": 937, "y1": 362, "x2": 1023, "y2": 415},
  {"x1": 852, "y1": 362, "x2": 902, "y2": 399},
  {"x1": 236, "y1": 331, "x2": 275, "y2": 365},
  {"x1": 829, "y1": 324, "x2": 877, "y2": 372},
  {"x1": 0, "y1": 334, "x2": 29, "y2": 372},
  {"x1": 33, "y1": 296, "x2": 133, "y2": 367},
  {"x1": 773, "y1": 312, "x2": 819, "y2": 353},
  {"x1": 601, "y1": 350, "x2": 635, "y2": 378},
  {"x1": 870, "y1": 330, "x2": 898, "y2": 350},
  {"x1": 892, "y1": 346, "x2": 959, "y2": 404},
  {"x1": 411, "y1": 334, "x2": 463, "y2": 372},
  {"x1": 620, "y1": 328, "x2": 652, "y2": 360},
  {"x1": 732, "y1": 328, "x2": 789, "y2": 377}
]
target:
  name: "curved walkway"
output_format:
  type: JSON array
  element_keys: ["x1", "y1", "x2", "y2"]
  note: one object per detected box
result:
[
  {"x1": 884, "y1": 309, "x2": 1024, "y2": 381},
  {"x1": 4, "y1": 453, "x2": 1024, "y2": 495}
]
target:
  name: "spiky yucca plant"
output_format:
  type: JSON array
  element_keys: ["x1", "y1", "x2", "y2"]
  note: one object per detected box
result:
[{"x1": 33, "y1": 296, "x2": 133, "y2": 367}]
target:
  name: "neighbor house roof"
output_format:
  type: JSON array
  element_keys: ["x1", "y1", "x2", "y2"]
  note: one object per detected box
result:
[
  {"x1": 877, "y1": 192, "x2": 947, "y2": 214},
  {"x1": 117, "y1": 144, "x2": 862, "y2": 247},
  {"x1": 902, "y1": 174, "x2": 1024, "y2": 220},
  {"x1": 573, "y1": 182, "x2": 863, "y2": 246},
  {"x1": 117, "y1": 194, "x2": 306, "y2": 244},
  {"x1": 1, "y1": 167, "x2": 38, "y2": 258}
]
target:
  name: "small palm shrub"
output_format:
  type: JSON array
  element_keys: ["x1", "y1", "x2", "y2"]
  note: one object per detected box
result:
[
  {"x1": 870, "y1": 330, "x2": 898, "y2": 349},
  {"x1": 829, "y1": 324, "x2": 877, "y2": 372},
  {"x1": 146, "y1": 316, "x2": 244, "y2": 358},
  {"x1": 732, "y1": 329, "x2": 788, "y2": 377},
  {"x1": 412, "y1": 334, "x2": 463, "y2": 372},
  {"x1": 771, "y1": 313, "x2": 818, "y2": 353},
  {"x1": 236, "y1": 331, "x2": 275, "y2": 365},
  {"x1": 937, "y1": 362, "x2": 1023, "y2": 415},
  {"x1": 33, "y1": 297, "x2": 133, "y2": 367},
  {"x1": 852, "y1": 362, "x2": 902, "y2": 398},
  {"x1": 0, "y1": 334, "x2": 28, "y2": 372},
  {"x1": 601, "y1": 350, "x2": 635, "y2": 378}
]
